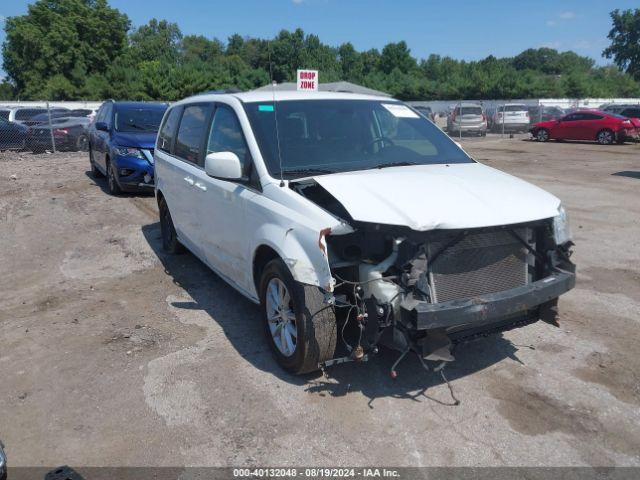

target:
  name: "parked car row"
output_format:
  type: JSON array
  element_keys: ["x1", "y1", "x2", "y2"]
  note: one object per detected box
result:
[{"x1": 0, "y1": 105, "x2": 97, "y2": 152}]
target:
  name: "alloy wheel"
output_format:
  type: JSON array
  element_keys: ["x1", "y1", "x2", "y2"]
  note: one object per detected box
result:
[
  {"x1": 598, "y1": 130, "x2": 613, "y2": 145},
  {"x1": 537, "y1": 129, "x2": 549, "y2": 142},
  {"x1": 265, "y1": 277, "x2": 297, "y2": 357}
]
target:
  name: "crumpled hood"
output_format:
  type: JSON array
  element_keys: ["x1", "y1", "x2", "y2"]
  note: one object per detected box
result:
[
  {"x1": 111, "y1": 132, "x2": 156, "y2": 149},
  {"x1": 309, "y1": 163, "x2": 561, "y2": 231}
]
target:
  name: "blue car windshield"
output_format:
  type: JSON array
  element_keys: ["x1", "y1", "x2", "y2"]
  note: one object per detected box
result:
[
  {"x1": 114, "y1": 107, "x2": 166, "y2": 133},
  {"x1": 244, "y1": 99, "x2": 473, "y2": 179}
]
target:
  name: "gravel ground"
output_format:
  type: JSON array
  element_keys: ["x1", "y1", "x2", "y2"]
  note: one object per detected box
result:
[{"x1": 0, "y1": 137, "x2": 639, "y2": 468}]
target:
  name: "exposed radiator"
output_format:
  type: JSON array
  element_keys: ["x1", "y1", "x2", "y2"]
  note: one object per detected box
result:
[{"x1": 427, "y1": 229, "x2": 532, "y2": 303}]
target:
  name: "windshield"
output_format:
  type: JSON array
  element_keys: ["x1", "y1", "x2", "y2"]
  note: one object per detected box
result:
[
  {"x1": 500, "y1": 105, "x2": 527, "y2": 112},
  {"x1": 244, "y1": 100, "x2": 473, "y2": 179},
  {"x1": 114, "y1": 107, "x2": 166, "y2": 133},
  {"x1": 455, "y1": 106, "x2": 482, "y2": 115},
  {"x1": 15, "y1": 109, "x2": 47, "y2": 120}
]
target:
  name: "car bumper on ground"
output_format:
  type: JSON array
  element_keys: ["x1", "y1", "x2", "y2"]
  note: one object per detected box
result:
[
  {"x1": 113, "y1": 155, "x2": 154, "y2": 192},
  {"x1": 400, "y1": 270, "x2": 576, "y2": 336}
]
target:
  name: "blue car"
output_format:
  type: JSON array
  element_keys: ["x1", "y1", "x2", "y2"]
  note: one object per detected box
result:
[{"x1": 88, "y1": 101, "x2": 168, "y2": 194}]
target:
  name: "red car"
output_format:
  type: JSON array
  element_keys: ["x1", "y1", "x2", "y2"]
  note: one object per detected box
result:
[{"x1": 530, "y1": 109, "x2": 638, "y2": 145}]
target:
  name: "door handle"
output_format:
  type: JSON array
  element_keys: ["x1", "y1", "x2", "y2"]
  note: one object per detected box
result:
[
  {"x1": 194, "y1": 182, "x2": 207, "y2": 192},
  {"x1": 183, "y1": 177, "x2": 194, "y2": 185}
]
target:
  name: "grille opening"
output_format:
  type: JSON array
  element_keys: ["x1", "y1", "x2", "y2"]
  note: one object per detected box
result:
[{"x1": 427, "y1": 229, "x2": 534, "y2": 303}]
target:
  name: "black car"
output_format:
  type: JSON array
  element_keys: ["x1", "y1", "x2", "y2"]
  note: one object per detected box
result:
[
  {"x1": 0, "y1": 116, "x2": 28, "y2": 150},
  {"x1": 527, "y1": 106, "x2": 564, "y2": 123},
  {"x1": 27, "y1": 117, "x2": 91, "y2": 153},
  {"x1": 28, "y1": 109, "x2": 93, "y2": 126}
]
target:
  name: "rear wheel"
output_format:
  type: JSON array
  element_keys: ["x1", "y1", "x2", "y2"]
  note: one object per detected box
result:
[
  {"x1": 259, "y1": 258, "x2": 336, "y2": 374},
  {"x1": 596, "y1": 129, "x2": 614, "y2": 145},
  {"x1": 76, "y1": 134, "x2": 89, "y2": 152},
  {"x1": 106, "y1": 159, "x2": 122, "y2": 195},
  {"x1": 159, "y1": 197, "x2": 184, "y2": 254},
  {"x1": 536, "y1": 128, "x2": 550, "y2": 142}
]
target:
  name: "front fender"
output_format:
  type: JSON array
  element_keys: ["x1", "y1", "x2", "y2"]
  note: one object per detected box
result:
[{"x1": 252, "y1": 222, "x2": 334, "y2": 291}]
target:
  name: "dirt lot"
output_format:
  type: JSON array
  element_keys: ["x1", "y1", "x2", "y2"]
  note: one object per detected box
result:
[{"x1": 1, "y1": 136, "x2": 639, "y2": 468}]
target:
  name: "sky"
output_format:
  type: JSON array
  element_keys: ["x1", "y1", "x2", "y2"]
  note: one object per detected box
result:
[{"x1": 1, "y1": 0, "x2": 637, "y2": 78}]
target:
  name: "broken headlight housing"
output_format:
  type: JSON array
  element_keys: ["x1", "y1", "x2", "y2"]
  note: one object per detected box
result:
[{"x1": 553, "y1": 205, "x2": 572, "y2": 246}]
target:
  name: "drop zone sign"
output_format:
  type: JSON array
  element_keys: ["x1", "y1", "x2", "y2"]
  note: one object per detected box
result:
[{"x1": 297, "y1": 69, "x2": 318, "y2": 92}]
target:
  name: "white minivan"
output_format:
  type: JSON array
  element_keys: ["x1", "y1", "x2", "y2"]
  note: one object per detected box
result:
[{"x1": 154, "y1": 91, "x2": 575, "y2": 374}]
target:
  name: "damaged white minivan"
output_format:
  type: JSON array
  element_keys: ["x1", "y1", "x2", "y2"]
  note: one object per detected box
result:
[{"x1": 154, "y1": 90, "x2": 575, "y2": 375}]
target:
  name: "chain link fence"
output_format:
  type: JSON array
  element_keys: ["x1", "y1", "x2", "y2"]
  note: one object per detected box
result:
[
  {"x1": 408, "y1": 97, "x2": 640, "y2": 140},
  {"x1": 0, "y1": 101, "x2": 99, "y2": 154}
]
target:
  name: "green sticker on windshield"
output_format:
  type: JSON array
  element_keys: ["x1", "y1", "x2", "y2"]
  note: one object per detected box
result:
[{"x1": 258, "y1": 104, "x2": 275, "y2": 112}]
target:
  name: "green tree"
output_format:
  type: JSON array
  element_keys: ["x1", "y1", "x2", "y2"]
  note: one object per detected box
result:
[
  {"x1": 603, "y1": 9, "x2": 640, "y2": 81},
  {"x1": 128, "y1": 19, "x2": 182, "y2": 64},
  {"x1": 2, "y1": 0, "x2": 130, "y2": 99}
]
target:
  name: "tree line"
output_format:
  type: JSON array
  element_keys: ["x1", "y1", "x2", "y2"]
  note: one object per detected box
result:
[{"x1": 1, "y1": 0, "x2": 639, "y2": 101}]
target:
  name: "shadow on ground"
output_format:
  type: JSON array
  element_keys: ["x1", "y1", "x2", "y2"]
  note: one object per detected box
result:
[
  {"x1": 142, "y1": 221, "x2": 523, "y2": 408},
  {"x1": 84, "y1": 170, "x2": 155, "y2": 197}
]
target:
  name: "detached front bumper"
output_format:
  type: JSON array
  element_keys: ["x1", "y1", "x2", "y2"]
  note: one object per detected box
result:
[{"x1": 400, "y1": 270, "x2": 576, "y2": 334}]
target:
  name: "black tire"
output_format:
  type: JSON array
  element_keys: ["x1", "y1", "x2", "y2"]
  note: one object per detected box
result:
[
  {"x1": 77, "y1": 134, "x2": 89, "y2": 152},
  {"x1": 259, "y1": 258, "x2": 336, "y2": 374},
  {"x1": 89, "y1": 148, "x2": 104, "y2": 178},
  {"x1": 536, "y1": 128, "x2": 550, "y2": 142},
  {"x1": 596, "y1": 129, "x2": 614, "y2": 145},
  {"x1": 158, "y1": 197, "x2": 184, "y2": 254},
  {"x1": 106, "y1": 159, "x2": 122, "y2": 195}
]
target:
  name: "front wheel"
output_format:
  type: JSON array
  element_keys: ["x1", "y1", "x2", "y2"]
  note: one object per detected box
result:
[
  {"x1": 596, "y1": 129, "x2": 614, "y2": 145},
  {"x1": 89, "y1": 148, "x2": 104, "y2": 178},
  {"x1": 536, "y1": 128, "x2": 550, "y2": 142},
  {"x1": 106, "y1": 160, "x2": 122, "y2": 195},
  {"x1": 260, "y1": 259, "x2": 336, "y2": 374}
]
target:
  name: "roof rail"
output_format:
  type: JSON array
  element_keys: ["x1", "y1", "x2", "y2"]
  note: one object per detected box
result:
[{"x1": 196, "y1": 89, "x2": 243, "y2": 95}]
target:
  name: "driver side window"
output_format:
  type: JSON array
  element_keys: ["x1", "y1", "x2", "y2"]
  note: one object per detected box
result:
[{"x1": 207, "y1": 105, "x2": 251, "y2": 174}]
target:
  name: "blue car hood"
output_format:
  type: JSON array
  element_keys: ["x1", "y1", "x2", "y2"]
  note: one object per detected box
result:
[{"x1": 112, "y1": 132, "x2": 156, "y2": 149}]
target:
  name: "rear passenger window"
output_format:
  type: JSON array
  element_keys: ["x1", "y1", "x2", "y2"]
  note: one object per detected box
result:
[
  {"x1": 207, "y1": 106, "x2": 251, "y2": 173},
  {"x1": 175, "y1": 105, "x2": 212, "y2": 164},
  {"x1": 158, "y1": 107, "x2": 182, "y2": 153}
]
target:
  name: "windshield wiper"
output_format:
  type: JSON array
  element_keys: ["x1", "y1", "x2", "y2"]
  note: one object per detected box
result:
[
  {"x1": 372, "y1": 161, "x2": 418, "y2": 169},
  {"x1": 280, "y1": 168, "x2": 336, "y2": 176}
]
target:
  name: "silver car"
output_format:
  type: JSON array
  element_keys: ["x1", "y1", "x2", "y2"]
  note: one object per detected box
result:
[{"x1": 447, "y1": 103, "x2": 487, "y2": 136}]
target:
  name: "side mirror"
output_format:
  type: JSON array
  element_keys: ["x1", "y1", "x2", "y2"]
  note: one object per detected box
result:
[
  {"x1": 95, "y1": 121, "x2": 109, "y2": 132},
  {"x1": 204, "y1": 151, "x2": 242, "y2": 180}
]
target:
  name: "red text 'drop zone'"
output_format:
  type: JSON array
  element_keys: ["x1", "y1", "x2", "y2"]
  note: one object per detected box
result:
[
  {"x1": 299, "y1": 81, "x2": 316, "y2": 89},
  {"x1": 299, "y1": 71, "x2": 316, "y2": 80}
]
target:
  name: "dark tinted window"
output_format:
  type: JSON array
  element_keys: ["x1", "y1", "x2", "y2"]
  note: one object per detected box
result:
[
  {"x1": 0, "y1": 111, "x2": 9, "y2": 120},
  {"x1": 563, "y1": 113, "x2": 580, "y2": 121},
  {"x1": 581, "y1": 113, "x2": 603, "y2": 120},
  {"x1": 621, "y1": 108, "x2": 640, "y2": 117},
  {"x1": 158, "y1": 107, "x2": 182, "y2": 153},
  {"x1": 99, "y1": 104, "x2": 113, "y2": 125},
  {"x1": 499, "y1": 105, "x2": 527, "y2": 112},
  {"x1": 207, "y1": 106, "x2": 251, "y2": 173},
  {"x1": 15, "y1": 109, "x2": 46, "y2": 120},
  {"x1": 454, "y1": 106, "x2": 482, "y2": 115},
  {"x1": 175, "y1": 104, "x2": 212, "y2": 164},
  {"x1": 114, "y1": 106, "x2": 166, "y2": 133}
]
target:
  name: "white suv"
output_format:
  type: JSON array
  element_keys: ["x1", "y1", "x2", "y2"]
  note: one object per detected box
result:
[{"x1": 154, "y1": 91, "x2": 575, "y2": 374}]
